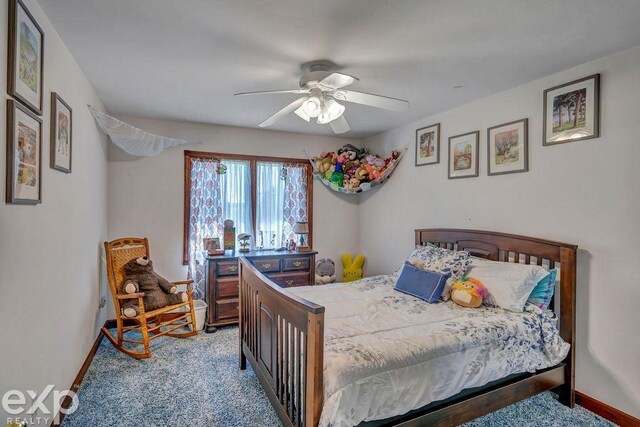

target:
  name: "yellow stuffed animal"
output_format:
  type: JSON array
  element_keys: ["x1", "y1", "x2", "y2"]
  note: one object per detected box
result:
[
  {"x1": 342, "y1": 253, "x2": 365, "y2": 282},
  {"x1": 450, "y1": 277, "x2": 488, "y2": 308}
]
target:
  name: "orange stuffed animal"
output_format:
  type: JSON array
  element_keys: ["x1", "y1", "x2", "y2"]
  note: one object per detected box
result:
[{"x1": 450, "y1": 277, "x2": 488, "y2": 308}]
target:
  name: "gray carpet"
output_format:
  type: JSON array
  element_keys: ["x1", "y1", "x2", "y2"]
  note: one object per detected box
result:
[{"x1": 62, "y1": 326, "x2": 613, "y2": 426}]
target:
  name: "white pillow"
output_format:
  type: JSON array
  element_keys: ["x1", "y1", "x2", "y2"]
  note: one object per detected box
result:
[{"x1": 466, "y1": 257, "x2": 549, "y2": 312}]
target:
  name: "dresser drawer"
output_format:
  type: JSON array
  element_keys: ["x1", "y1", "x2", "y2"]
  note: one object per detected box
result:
[
  {"x1": 217, "y1": 261, "x2": 239, "y2": 276},
  {"x1": 282, "y1": 257, "x2": 310, "y2": 271},
  {"x1": 269, "y1": 272, "x2": 310, "y2": 288},
  {"x1": 216, "y1": 277, "x2": 239, "y2": 299},
  {"x1": 216, "y1": 298, "x2": 238, "y2": 320},
  {"x1": 251, "y1": 258, "x2": 281, "y2": 273}
]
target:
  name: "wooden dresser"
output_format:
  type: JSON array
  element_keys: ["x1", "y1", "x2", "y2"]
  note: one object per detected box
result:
[{"x1": 205, "y1": 250, "x2": 317, "y2": 332}]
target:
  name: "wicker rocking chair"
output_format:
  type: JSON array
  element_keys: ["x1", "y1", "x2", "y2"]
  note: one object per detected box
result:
[{"x1": 103, "y1": 237, "x2": 197, "y2": 359}]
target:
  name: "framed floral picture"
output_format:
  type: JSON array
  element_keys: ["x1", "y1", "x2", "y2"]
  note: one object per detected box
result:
[
  {"x1": 6, "y1": 100, "x2": 43, "y2": 204},
  {"x1": 487, "y1": 118, "x2": 528, "y2": 176},
  {"x1": 50, "y1": 93, "x2": 73, "y2": 173},
  {"x1": 7, "y1": 0, "x2": 45, "y2": 115},
  {"x1": 415, "y1": 123, "x2": 440, "y2": 166},
  {"x1": 448, "y1": 131, "x2": 479, "y2": 179},
  {"x1": 543, "y1": 74, "x2": 600, "y2": 145}
]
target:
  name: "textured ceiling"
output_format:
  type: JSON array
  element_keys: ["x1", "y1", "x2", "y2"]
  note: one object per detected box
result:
[{"x1": 39, "y1": 0, "x2": 640, "y2": 138}]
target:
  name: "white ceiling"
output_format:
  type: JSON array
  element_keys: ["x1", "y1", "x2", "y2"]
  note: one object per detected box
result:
[{"x1": 38, "y1": 0, "x2": 640, "y2": 139}]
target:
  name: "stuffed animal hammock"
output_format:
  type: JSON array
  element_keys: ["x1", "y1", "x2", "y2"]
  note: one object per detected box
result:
[
  {"x1": 309, "y1": 145, "x2": 406, "y2": 194},
  {"x1": 88, "y1": 105, "x2": 197, "y2": 156}
]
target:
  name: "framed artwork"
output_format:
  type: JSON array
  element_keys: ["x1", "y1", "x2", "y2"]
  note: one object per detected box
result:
[
  {"x1": 50, "y1": 93, "x2": 73, "y2": 173},
  {"x1": 543, "y1": 74, "x2": 600, "y2": 146},
  {"x1": 448, "y1": 131, "x2": 479, "y2": 179},
  {"x1": 6, "y1": 100, "x2": 43, "y2": 204},
  {"x1": 415, "y1": 123, "x2": 440, "y2": 166},
  {"x1": 487, "y1": 118, "x2": 528, "y2": 176},
  {"x1": 7, "y1": 0, "x2": 45, "y2": 115}
]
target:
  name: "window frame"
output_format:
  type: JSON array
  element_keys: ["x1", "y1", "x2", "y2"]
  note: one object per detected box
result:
[{"x1": 183, "y1": 150, "x2": 313, "y2": 264}]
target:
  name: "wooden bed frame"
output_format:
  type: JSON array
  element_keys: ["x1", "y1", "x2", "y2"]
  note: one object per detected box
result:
[{"x1": 239, "y1": 229, "x2": 577, "y2": 426}]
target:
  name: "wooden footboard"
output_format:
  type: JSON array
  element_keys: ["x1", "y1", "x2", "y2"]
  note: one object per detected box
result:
[{"x1": 239, "y1": 257, "x2": 325, "y2": 427}]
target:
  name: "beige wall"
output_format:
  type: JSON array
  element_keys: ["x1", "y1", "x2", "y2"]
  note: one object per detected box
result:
[
  {"x1": 0, "y1": 0, "x2": 109, "y2": 422},
  {"x1": 107, "y1": 116, "x2": 361, "y2": 300},
  {"x1": 359, "y1": 45, "x2": 640, "y2": 417}
]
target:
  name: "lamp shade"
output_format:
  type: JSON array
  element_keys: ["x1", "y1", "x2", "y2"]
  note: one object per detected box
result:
[{"x1": 293, "y1": 221, "x2": 309, "y2": 234}]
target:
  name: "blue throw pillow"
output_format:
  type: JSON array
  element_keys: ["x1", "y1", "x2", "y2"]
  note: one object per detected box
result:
[
  {"x1": 394, "y1": 261, "x2": 451, "y2": 303},
  {"x1": 527, "y1": 269, "x2": 557, "y2": 310}
]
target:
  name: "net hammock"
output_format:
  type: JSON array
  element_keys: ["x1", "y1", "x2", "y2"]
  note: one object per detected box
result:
[
  {"x1": 308, "y1": 146, "x2": 406, "y2": 194},
  {"x1": 88, "y1": 105, "x2": 197, "y2": 156}
]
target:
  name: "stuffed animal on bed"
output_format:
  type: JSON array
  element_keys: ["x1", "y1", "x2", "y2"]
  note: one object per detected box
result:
[
  {"x1": 342, "y1": 253, "x2": 365, "y2": 282},
  {"x1": 450, "y1": 277, "x2": 488, "y2": 308},
  {"x1": 120, "y1": 256, "x2": 188, "y2": 318}
]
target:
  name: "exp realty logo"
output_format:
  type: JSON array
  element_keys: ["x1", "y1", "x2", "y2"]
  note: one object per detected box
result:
[{"x1": 3, "y1": 385, "x2": 78, "y2": 426}]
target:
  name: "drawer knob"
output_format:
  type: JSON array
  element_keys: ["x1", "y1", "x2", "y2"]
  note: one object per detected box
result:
[
  {"x1": 293, "y1": 261, "x2": 302, "y2": 267},
  {"x1": 285, "y1": 279, "x2": 294, "y2": 286},
  {"x1": 228, "y1": 265, "x2": 238, "y2": 272},
  {"x1": 262, "y1": 263, "x2": 272, "y2": 269}
]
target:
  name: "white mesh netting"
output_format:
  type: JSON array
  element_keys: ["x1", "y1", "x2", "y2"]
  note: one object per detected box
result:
[{"x1": 89, "y1": 105, "x2": 197, "y2": 156}]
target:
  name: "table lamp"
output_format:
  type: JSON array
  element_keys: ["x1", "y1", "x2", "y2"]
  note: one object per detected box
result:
[{"x1": 293, "y1": 221, "x2": 310, "y2": 252}]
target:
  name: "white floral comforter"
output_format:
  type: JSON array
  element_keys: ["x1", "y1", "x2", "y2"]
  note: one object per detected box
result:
[{"x1": 288, "y1": 275, "x2": 570, "y2": 427}]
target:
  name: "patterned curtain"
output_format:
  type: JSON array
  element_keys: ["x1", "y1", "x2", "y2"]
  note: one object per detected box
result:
[
  {"x1": 187, "y1": 158, "x2": 253, "y2": 297},
  {"x1": 282, "y1": 164, "x2": 309, "y2": 245},
  {"x1": 187, "y1": 158, "x2": 223, "y2": 298}
]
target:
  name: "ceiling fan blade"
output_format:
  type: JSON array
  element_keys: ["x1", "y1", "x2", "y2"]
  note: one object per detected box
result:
[
  {"x1": 234, "y1": 89, "x2": 310, "y2": 96},
  {"x1": 329, "y1": 115, "x2": 350, "y2": 134},
  {"x1": 333, "y1": 90, "x2": 409, "y2": 111},
  {"x1": 318, "y1": 72, "x2": 358, "y2": 90},
  {"x1": 259, "y1": 97, "x2": 307, "y2": 127}
]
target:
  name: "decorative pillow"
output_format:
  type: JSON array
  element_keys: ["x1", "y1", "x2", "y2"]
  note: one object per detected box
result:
[
  {"x1": 394, "y1": 261, "x2": 450, "y2": 303},
  {"x1": 466, "y1": 257, "x2": 550, "y2": 312},
  {"x1": 396, "y1": 244, "x2": 470, "y2": 300},
  {"x1": 527, "y1": 269, "x2": 557, "y2": 310}
]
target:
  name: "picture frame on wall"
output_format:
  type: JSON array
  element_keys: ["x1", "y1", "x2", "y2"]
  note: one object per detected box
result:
[
  {"x1": 415, "y1": 123, "x2": 440, "y2": 166},
  {"x1": 6, "y1": 100, "x2": 43, "y2": 204},
  {"x1": 543, "y1": 74, "x2": 600, "y2": 146},
  {"x1": 487, "y1": 118, "x2": 528, "y2": 176},
  {"x1": 448, "y1": 131, "x2": 479, "y2": 179},
  {"x1": 7, "y1": 0, "x2": 45, "y2": 115},
  {"x1": 50, "y1": 93, "x2": 73, "y2": 173}
]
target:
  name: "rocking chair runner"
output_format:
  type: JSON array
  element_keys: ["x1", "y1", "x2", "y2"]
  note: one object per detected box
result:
[{"x1": 103, "y1": 237, "x2": 197, "y2": 359}]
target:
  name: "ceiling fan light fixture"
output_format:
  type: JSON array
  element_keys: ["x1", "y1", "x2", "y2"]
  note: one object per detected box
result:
[
  {"x1": 302, "y1": 96, "x2": 321, "y2": 117},
  {"x1": 317, "y1": 98, "x2": 345, "y2": 124},
  {"x1": 294, "y1": 105, "x2": 310, "y2": 122}
]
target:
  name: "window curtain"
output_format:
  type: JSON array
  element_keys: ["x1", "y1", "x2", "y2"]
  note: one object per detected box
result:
[
  {"x1": 187, "y1": 158, "x2": 252, "y2": 297},
  {"x1": 187, "y1": 158, "x2": 223, "y2": 298},
  {"x1": 220, "y1": 160, "x2": 253, "y2": 237},
  {"x1": 256, "y1": 162, "x2": 286, "y2": 248},
  {"x1": 282, "y1": 164, "x2": 309, "y2": 245}
]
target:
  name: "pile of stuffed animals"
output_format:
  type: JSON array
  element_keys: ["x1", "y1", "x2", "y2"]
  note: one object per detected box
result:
[{"x1": 313, "y1": 143, "x2": 401, "y2": 190}]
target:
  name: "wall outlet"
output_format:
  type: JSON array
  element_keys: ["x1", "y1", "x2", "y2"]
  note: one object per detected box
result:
[{"x1": 99, "y1": 296, "x2": 106, "y2": 309}]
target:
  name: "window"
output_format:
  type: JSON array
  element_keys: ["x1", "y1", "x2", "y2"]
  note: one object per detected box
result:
[{"x1": 183, "y1": 151, "x2": 312, "y2": 295}]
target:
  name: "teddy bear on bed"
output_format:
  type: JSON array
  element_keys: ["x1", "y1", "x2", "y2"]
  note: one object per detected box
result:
[
  {"x1": 120, "y1": 256, "x2": 188, "y2": 318},
  {"x1": 315, "y1": 258, "x2": 336, "y2": 285}
]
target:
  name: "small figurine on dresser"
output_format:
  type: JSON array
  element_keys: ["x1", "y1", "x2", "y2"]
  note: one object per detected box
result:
[
  {"x1": 238, "y1": 233, "x2": 251, "y2": 252},
  {"x1": 223, "y1": 219, "x2": 236, "y2": 251}
]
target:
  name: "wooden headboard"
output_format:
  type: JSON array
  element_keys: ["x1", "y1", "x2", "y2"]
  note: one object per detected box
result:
[{"x1": 415, "y1": 228, "x2": 578, "y2": 406}]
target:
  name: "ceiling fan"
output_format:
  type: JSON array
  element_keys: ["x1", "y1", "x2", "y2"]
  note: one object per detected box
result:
[{"x1": 234, "y1": 60, "x2": 409, "y2": 134}]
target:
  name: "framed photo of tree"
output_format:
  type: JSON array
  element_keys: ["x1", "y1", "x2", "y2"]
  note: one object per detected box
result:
[
  {"x1": 415, "y1": 123, "x2": 440, "y2": 166},
  {"x1": 7, "y1": 0, "x2": 45, "y2": 115},
  {"x1": 543, "y1": 74, "x2": 600, "y2": 146},
  {"x1": 487, "y1": 118, "x2": 528, "y2": 176}
]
